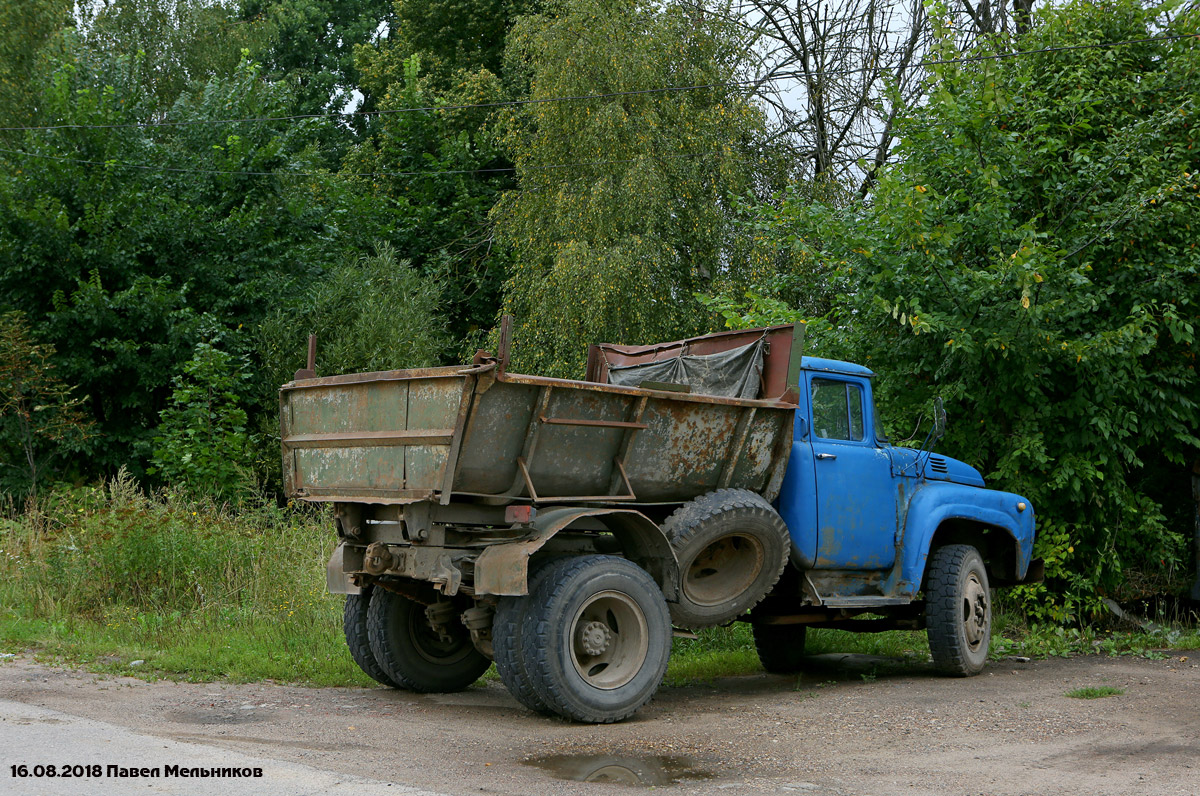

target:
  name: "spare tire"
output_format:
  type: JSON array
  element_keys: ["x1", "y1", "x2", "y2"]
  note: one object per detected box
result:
[{"x1": 661, "y1": 489, "x2": 790, "y2": 628}]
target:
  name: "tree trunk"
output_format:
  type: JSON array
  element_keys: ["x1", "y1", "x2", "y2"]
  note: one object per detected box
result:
[{"x1": 1013, "y1": 0, "x2": 1035, "y2": 36}]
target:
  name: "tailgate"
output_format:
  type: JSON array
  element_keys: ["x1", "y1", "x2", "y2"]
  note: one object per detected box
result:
[{"x1": 280, "y1": 366, "x2": 476, "y2": 503}]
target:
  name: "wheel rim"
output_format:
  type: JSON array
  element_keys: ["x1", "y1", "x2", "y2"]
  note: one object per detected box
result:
[
  {"x1": 406, "y1": 603, "x2": 474, "y2": 665},
  {"x1": 569, "y1": 590, "x2": 649, "y2": 690},
  {"x1": 961, "y1": 571, "x2": 989, "y2": 651},
  {"x1": 682, "y1": 533, "x2": 765, "y2": 607}
]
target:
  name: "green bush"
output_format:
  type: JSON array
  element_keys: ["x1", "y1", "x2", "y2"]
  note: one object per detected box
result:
[
  {"x1": 151, "y1": 340, "x2": 253, "y2": 500},
  {"x1": 0, "y1": 474, "x2": 363, "y2": 684}
]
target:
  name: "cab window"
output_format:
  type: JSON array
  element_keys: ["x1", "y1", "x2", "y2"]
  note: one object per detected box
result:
[{"x1": 811, "y1": 378, "x2": 865, "y2": 442}]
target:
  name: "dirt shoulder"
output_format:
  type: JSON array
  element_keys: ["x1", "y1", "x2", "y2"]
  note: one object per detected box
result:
[{"x1": 1, "y1": 651, "x2": 1196, "y2": 796}]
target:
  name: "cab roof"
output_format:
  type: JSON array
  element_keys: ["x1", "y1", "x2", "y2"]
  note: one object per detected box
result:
[{"x1": 801, "y1": 356, "x2": 875, "y2": 378}]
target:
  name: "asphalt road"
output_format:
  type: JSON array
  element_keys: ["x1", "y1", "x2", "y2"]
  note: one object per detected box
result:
[
  {"x1": 1, "y1": 651, "x2": 1197, "y2": 796},
  {"x1": 1, "y1": 697, "x2": 450, "y2": 796}
]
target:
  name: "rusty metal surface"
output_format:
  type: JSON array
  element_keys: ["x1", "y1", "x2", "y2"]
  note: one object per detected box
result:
[
  {"x1": 282, "y1": 356, "x2": 795, "y2": 506},
  {"x1": 472, "y1": 507, "x2": 680, "y2": 596}
]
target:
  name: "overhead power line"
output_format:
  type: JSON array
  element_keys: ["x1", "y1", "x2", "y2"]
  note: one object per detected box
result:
[{"x1": 0, "y1": 32, "x2": 1194, "y2": 133}]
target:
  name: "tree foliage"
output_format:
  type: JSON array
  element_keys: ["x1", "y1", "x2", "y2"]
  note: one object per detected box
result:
[
  {"x1": 150, "y1": 338, "x2": 252, "y2": 500},
  {"x1": 746, "y1": 0, "x2": 1200, "y2": 608},
  {"x1": 237, "y1": 0, "x2": 395, "y2": 116},
  {"x1": 77, "y1": 0, "x2": 265, "y2": 112},
  {"x1": 258, "y1": 245, "x2": 449, "y2": 392},
  {"x1": 0, "y1": 312, "x2": 95, "y2": 498},
  {"x1": 0, "y1": 35, "x2": 387, "y2": 475},
  {"x1": 494, "y1": 0, "x2": 781, "y2": 377},
  {"x1": 346, "y1": 49, "x2": 515, "y2": 347},
  {"x1": 0, "y1": 0, "x2": 72, "y2": 133}
]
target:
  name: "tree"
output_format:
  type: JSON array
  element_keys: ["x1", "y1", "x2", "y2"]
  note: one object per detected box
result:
[
  {"x1": 493, "y1": 0, "x2": 782, "y2": 377},
  {"x1": 237, "y1": 0, "x2": 396, "y2": 117},
  {"x1": 77, "y1": 0, "x2": 264, "y2": 113},
  {"x1": 258, "y1": 244, "x2": 450, "y2": 392},
  {"x1": 0, "y1": 312, "x2": 94, "y2": 498},
  {"x1": 714, "y1": 0, "x2": 932, "y2": 195},
  {"x1": 150, "y1": 338, "x2": 252, "y2": 499},
  {"x1": 0, "y1": 40, "x2": 386, "y2": 476},
  {"x1": 0, "y1": 0, "x2": 72, "y2": 133},
  {"x1": 344, "y1": 52, "x2": 515, "y2": 349},
  {"x1": 750, "y1": 0, "x2": 1200, "y2": 611},
  {"x1": 373, "y1": 0, "x2": 538, "y2": 89}
]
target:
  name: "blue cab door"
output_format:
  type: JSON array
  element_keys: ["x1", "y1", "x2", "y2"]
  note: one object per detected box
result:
[{"x1": 808, "y1": 374, "x2": 897, "y2": 570}]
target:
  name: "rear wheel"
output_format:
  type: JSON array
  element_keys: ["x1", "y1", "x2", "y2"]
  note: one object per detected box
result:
[
  {"x1": 343, "y1": 589, "x2": 398, "y2": 688},
  {"x1": 925, "y1": 544, "x2": 991, "y2": 676},
  {"x1": 493, "y1": 558, "x2": 561, "y2": 714},
  {"x1": 523, "y1": 555, "x2": 671, "y2": 723},
  {"x1": 752, "y1": 623, "x2": 808, "y2": 674},
  {"x1": 662, "y1": 489, "x2": 790, "y2": 628},
  {"x1": 366, "y1": 588, "x2": 491, "y2": 692}
]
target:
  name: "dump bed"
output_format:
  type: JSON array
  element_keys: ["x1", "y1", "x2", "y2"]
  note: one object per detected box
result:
[
  {"x1": 281, "y1": 324, "x2": 801, "y2": 507},
  {"x1": 281, "y1": 366, "x2": 795, "y2": 505}
]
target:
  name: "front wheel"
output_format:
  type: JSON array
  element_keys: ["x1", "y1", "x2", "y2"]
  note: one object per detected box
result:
[
  {"x1": 925, "y1": 544, "x2": 991, "y2": 676},
  {"x1": 523, "y1": 555, "x2": 671, "y2": 723},
  {"x1": 752, "y1": 623, "x2": 807, "y2": 674},
  {"x1": 366, "y1": 588, "x2": 491, "y2": 692}
]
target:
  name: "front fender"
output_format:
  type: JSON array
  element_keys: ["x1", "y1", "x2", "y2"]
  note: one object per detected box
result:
[{"x1": 899, "y1": 483, "x2": 1036, "y2": 595}]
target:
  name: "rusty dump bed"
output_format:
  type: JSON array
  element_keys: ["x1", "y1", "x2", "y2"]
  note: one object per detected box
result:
[{"x1": 280, "y1": 325, "x2": 800, "y2": 507}]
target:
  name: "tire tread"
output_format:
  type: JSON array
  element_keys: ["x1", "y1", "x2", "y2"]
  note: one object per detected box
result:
[
  {"x1": 752, "y1": 623, "x2": 807, "y2": 674},
  {"x1": 661, "y1": 488, "x2": 790, "y2": 628},
  {"x1": 366, "y1": 589, "x2": 490, "y2": 692},
  {"x1": 343, "y1": 590, "x2": 398, "y2": 688},
  {"x1": 523, "y1": 555, "x2": 670, "y2": 723},
  {"x1": 925, "y1": 544, "x2": 990, "y2": 676}
]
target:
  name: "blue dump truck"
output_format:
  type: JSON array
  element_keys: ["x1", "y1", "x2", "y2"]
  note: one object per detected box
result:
[{"x1": 281, "y1": 318, "x2": 1039, "y2": 723}]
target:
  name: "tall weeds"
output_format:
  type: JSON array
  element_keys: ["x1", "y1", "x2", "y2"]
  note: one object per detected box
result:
[{"x1": 0, "y1": 472, "x2": 364, "y2": 685}]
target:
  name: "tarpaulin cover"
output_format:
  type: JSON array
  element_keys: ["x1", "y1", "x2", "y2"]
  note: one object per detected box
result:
[{"x1": 605, "y1": 337, "x2": 765, "y2": 399}]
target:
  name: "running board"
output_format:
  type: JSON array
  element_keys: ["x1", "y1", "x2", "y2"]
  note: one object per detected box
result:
[
  {"x1": 802, "y1": 573, "x2": 912, "y2": 609},
  {"x1": 817, "y1": 596, "x2": 914, "y2": 608}
]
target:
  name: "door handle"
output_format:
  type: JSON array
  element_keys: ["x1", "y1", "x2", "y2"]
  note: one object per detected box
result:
[{"x1": 816, "y1": 453, "x2": 837, "y2": 460}]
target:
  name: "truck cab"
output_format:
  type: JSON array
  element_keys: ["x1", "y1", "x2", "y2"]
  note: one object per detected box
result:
[
  {"x1": 750, "y1": 355, "x2": 1038, "y2": 677},
  {"x1": 776, "y1": 356, "x2": 1035, "y2": 603}
]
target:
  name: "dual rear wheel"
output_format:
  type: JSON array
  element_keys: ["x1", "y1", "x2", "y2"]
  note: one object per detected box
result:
[{"x1": 343, "y1": 585, "x2": 489, "y2": 693}]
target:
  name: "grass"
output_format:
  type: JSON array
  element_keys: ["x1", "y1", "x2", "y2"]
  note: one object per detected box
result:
[
  {"x1": 0, "y1": 474, "x2": 373, "y2": 687},
  {"x1": 1065, "y1": 686, "x2": 1125, "y2": 699},
  {"x1": 665, "y1": 622, "x2": 931, "y2": 686},
  {"x1": 2, "y1": 477, "x2": 1197, "y2": 689}
]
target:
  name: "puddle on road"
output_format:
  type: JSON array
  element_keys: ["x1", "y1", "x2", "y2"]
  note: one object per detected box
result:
[{"x1": 524, "y1": 754, "x2": 714, "y2": 787}]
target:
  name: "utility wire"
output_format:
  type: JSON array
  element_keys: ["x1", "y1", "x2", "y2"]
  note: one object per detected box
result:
[{"x1": 0, "y1": 32, "x2": 1194, "y2": 133}]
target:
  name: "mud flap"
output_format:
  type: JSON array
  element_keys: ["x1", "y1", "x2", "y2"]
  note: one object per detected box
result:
[
  {"x1": 1022, "y1": 557, "x2": 1045, "y2": 584},
  {"x1": 327, "y1": 542, "x2": 362, "y2": 595}
]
